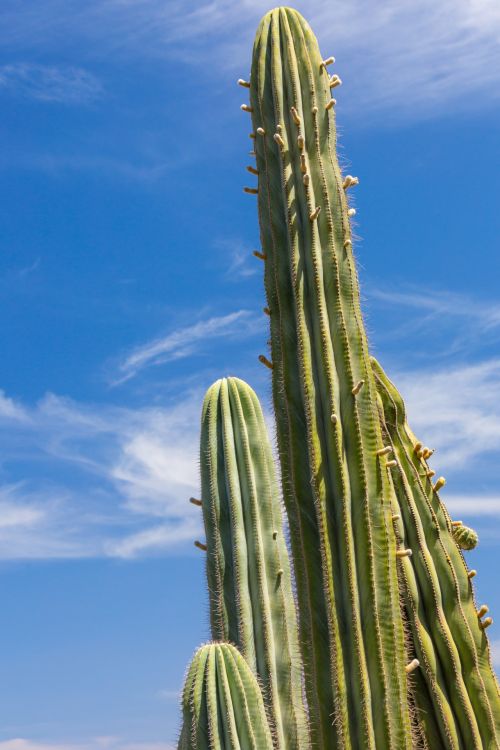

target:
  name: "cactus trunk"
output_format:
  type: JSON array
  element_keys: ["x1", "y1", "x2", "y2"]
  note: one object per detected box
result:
[
  {"x1": 200, "y1": 377, "x2": 310, "y2": 750},
  {"x1": 249, "y1": 8, "x2": 411, "y2": 748}
]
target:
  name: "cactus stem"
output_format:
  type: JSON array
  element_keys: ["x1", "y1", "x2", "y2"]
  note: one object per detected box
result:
[
  {"x1": 348, "y1": 208, "x2": 356, "y2": 216},
  {"x1": 297, "y1": 134, "x2": 305, "y2": 150},
  {"x1": 256, "y1": 126, "x2": 265, "y2": 135},
  {"x1": 331, "y1": 412, "x2": 338, "y2": 424},
  {"x1": 477, "y1": 605, "x2": 489, "y2": 618},
  {"x1": 263, "y1": 307, "x2": 271, "y2": 316},
  {"x1": 290, "y1": 106, "x2": 301, "y2": 125},
  {"x1": 189, "y1": 497, "x2": 202, "y2": 507},
  {"x1": 325, "y1": 98, "x2": 336, "y2": 110},
  {"x1": 243, "y1": 187, "x2": 258, "y2": 195},
  {"x1": 426, "y1": 469, "x2": 436, "y2": 478},
  {"x1": 259, "y1": 354, "x2": 273, "y2": 370},
  {"x1": 246, "y1": 165, "x2": 259, "y2": 175},
  {"x1": 253, "y1": 250, "x2": 266, "y2": 260},
  {"x1": 274, "y1": 132, "x2": 285, "y2": 148},
  {"x1": 300, "y1": 154, "x2": 307, "y2": 173},
  {"x1": 433, "y1": 477, "x2": 446, "y2": 492},
  {"x1": 343, "y1": 174, "x2": 359, "y2": 189},
  {"x1": 241, "y1": 104, "x2": 253, "y2": 112},
  {"x1": 329, "y1": 75, "x2": 342, "y2": 89},
  {"x1": 376, "y1": 446, "x2": 393, "y2": 456},
  {"x1": 321, "y1": 56, "x2": 336, "y2": 67},
  {"x1": 468, "y1": 569, "x2": 477, "y2": 579},
  {"x1": 396, "y1": 548, "x2": 413, "y2": 558},
  {"x1": 405, "y1": 659, "x2": 420, "y2": 674},
  {"x1": 480, "y1": 617, "x2": 493, "y2": 630},
  {"x1": 194, "y1": 540, "x2": 207, "y2": 551},
  {"x1": 309, "y1": 206, "x2": 321, "y2": 221},
  {"x1": 238, "y1": 78, "x2": 251, "y2": 88},
  {"x1": 387, "y1": 459, "x2": 398, "y2": 468},
  {"x1": 303, "y1": 173, "x2": 310, "y2": 187},
  {"x1": 352, "y1": 379, "x2": 365, "y2": 395}
]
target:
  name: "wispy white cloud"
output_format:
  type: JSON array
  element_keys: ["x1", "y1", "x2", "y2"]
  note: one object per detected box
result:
[
  {"x1": 0, "y1": 740, "x2": 173, "y2": 750},
  {"x1": 370, "y1": 286, "x2": 500, "y2": 351},
  {"x1": 113, "y1": 311, "x2": 261, "y2": 385},
  {"x1": 0, "y1": 390, "x2": 203, "y2": 560},
  {"x1": 445, "y1": 496, "x2": 500, "y2": 517},
  {"x1": 393, "y1": 358, "x2": 500, "y2": 470},
  {"x1": 1, "y1": 0, "x2": 499, "y2": 117},
  {"x1": 0, "y1": 63, "x2": 102, "y2": 103}
]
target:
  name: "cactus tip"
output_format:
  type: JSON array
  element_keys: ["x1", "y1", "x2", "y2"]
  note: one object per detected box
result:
[
  {"x1": 433, "y1": 476, "x2": 446, "y2": 493},
  {"x1": 237, "y1": 78, "x2": 250, "y2": 88},
  {"x1": 326, "y1": 98, "x2": 336, "y2": 110},
  {"x1": 468, "y1": 569, "x2": 477, "y2": 579},
  {"x1": 241, "y1": 103, "x2": 253, "y2": 113}
]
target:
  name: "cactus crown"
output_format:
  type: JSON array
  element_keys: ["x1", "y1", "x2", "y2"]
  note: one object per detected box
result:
[{"x1": 178, "y1": 7, "x2": 500, "y2": 750}]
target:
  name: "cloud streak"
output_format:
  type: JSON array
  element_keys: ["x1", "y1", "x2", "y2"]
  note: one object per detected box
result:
[
  {"x1": 0, "y1": 63, "x2": 102, "y2": 103},
  {"x1": 1, "y1": 0, "x2": 500, "y2": 117},
  {"x1": 113, "y1": 311, "x2": 261, "y2": 385}
]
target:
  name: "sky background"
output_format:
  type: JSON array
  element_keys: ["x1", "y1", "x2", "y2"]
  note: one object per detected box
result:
[{"x1": 1, "y1": 0, "x2": 500, "y2": 747}]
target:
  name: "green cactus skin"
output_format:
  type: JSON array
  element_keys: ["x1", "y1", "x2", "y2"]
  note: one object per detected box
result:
[
  {"x1": 372, "y1": 357, "x2": 500, "y2": 750},
  {"x1": 200, "y1": 377, "x2": 311, "y2": 750},
  {"x1": 248, "y1": 8, "x2": 411, "y2": 749},
  {"x1": 178, "y1": 642, "x2": 274, "y2": 750}
]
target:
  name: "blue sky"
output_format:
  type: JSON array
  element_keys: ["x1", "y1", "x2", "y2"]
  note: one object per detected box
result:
[{"x1": 1, "y1": 0, "x2": 500, "y2": 747}]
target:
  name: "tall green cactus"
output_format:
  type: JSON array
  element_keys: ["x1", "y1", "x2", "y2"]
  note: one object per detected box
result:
[
  {"x1": 177, "y1": 7, "x2": 500, "y2": 749},
  {"x1": 199, "y1": 377, "x2": 310, "y2": 750},
  {"x1": 179, "y1": 643, "x2": 273, "y2": 750},
  {"x1": 248, "y1": 8, "x2": 410, "y2": 749}
]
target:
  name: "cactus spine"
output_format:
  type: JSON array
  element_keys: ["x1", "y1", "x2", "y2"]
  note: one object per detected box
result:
[
  {"x1": 179, "y1": 643, "x2": 273, "y2": 750},
  {"x1": 200, "y1": 377, "x2": 310, "y2": 749},
  {"x1": 249, "y1": 8, "x2": 410, "y2": 748}
]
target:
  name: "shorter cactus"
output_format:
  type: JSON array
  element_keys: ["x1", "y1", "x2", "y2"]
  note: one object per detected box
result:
[{"x1": 178, "y1": 643, "x2": 273, "y2": 750}]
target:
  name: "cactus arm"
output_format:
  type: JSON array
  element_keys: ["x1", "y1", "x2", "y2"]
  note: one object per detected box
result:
[
  {"x1": 179, "y1": 643, "x2": 274, "y2": 750},
  {"x1": 372, "y1": 356, "x2": 500, "y2": 749},
  {"x1": 249, "y1": 8, "x2": 411, "y2": 748},
  {"x1": 200, "y1": 377, "x2": 311, "y2": 750}
]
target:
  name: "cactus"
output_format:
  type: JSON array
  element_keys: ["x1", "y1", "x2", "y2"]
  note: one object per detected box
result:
[
  {"x1": 177, "y1": 7, "x2": 500, "y2": 749},
  {"x1": 248, "y1": 8, "x2": 410, "y2": 748},
  {"x1": 372, "y1": 357, "x2": 500, "y2": 748},
  {"x1": 178, "y1": 643, "x2": 273, "y2": 750},
  {"x1": 199, "y1": 377, "x2": 310, "y2": 749}
]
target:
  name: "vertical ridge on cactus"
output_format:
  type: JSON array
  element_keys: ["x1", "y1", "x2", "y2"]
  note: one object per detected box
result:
[
  {"x1": 200, "y1": 377, "x2": 311, "y2": 750},
  {"x1": 249, "y1": 8, "x2": 410, "y2": 748},
  {"x1": 178, "y1": 643, "x2": 274, "y2": 750}
]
